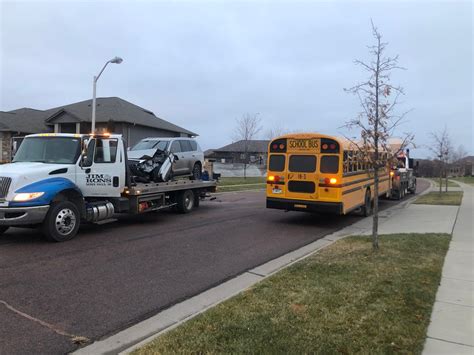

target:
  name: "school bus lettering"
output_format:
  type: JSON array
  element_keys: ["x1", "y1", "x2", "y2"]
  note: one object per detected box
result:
[{"x1": 288, "y1": 139, "x2": 319, "y2": 151}]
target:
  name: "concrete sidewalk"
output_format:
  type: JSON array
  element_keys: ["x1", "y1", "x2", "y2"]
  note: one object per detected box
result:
[{"x1": 423, "y1": 182, "x2": 474, "y2": 355}]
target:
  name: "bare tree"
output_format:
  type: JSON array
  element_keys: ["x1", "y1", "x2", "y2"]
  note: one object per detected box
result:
[
  {"x1": 429, "y1": 127, "x2": 452, "y2": 193},
  {"x1": 265, "y1": 122, "x2": 289, "y2": 140},
  {"x1": 233, "y1": 113, "x2": 262, "y2": 179},
  {"x1": 451, "y1": 144, "x2": 468, "y2": 163},
  {"x1": 344, "y1": 21, "x2": 412, "y2": 250}
]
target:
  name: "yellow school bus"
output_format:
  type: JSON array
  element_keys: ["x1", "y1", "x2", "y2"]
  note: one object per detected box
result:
[{"x1": 266, "y1": 133, "x2": 391, "y2": 216}]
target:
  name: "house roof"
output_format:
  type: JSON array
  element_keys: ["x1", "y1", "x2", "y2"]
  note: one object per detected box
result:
[
  {"x1": 43, "y1": 97, "x2": 197, "y2": 136},
  {"x1": 2, "y1": 97, "x2": 197, "y2": 136},
  {"x1": 215, "y1": 140, "x2": 269, "y2": 153},
  {"x1": 0, "y1": 110, "x2": 50, "y2": 134},
  {"x1": 459, "y1": 155, "x2": 474, "y2": 163},
  {"x1": 204, "y1": 149, "x2": 216, "y2": 157}
]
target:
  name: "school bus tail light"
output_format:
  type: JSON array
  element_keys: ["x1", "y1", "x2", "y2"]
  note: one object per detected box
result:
[
  {"x1": 323, "y1": 177, "x2": 338, "y2": 185},
  {"x1": 267, "y1": 175, "x2": 284, "y2": 184}
]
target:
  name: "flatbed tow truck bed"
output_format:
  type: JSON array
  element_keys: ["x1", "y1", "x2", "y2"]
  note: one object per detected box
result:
[
  {"x1": 118, "y1": 178, "x2": 218, "y2": 215},
  {"x1": 125, "y1": 179, "x2": 217, "y2": 195}
]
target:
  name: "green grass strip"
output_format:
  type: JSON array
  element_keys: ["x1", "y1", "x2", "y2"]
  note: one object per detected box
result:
[
  {"x1": 414, "y1": 191, "x2": 463, "y2": 205},
  {"x1": 218, "y1": 177, "x2": 267, "y2": 186},
  {"x1": 452, "y1": 176, "x2": 474, "y2": 185},
  {"x1": 134, "y1": 233, "x2": 450, "y2": 355}
]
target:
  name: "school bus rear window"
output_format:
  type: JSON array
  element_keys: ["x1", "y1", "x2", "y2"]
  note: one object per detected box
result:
[
  {"x1": 320, "y1": 155, "x2": 339, "y2": 173},
  {"x1": 269, "y1": 155, "x2": 285, "y2": 171},
  {"x1": 289, "y1": 155, "x2": 316, "y2": 173}
]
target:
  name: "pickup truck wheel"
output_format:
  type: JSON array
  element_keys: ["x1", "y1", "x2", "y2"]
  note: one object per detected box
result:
[
  {"x1": 191, "y1": 163, "x2": 202, "y2": 180},
  {"x1": 177, "y1": 190, "x2": 195, "y2": 213},
  {"x1": 0, "y1": 226, "x2": 9, "y2": 235},
  {"x1": 42, "y1": 201, "x2": 80, "y2": 242}
]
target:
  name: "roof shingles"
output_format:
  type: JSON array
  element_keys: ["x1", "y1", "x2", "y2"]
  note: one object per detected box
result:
[
  {"x1": 1, "y1": 97, "x2": 196, "y2": 136},
  {"x1": 215, "y1": 140, "x2": 269, "y2": 153}
]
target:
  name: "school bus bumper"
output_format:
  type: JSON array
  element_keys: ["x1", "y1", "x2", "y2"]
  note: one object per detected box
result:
[{"x1": 266, "y1": 197, "x2": 343, "y2": 214}]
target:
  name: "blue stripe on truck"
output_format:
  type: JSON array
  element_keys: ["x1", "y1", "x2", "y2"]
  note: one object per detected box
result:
[{"x1": 10, "y1": 177, "x2": 80, "y2": 207}]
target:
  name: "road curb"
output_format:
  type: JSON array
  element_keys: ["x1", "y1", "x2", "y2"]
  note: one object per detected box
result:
[{"x1": 73, "y1": 179, "x2": 432, "y2": 355}]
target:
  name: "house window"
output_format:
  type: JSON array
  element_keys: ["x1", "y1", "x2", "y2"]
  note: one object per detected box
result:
[{"x1": 59, "y1": 123, "x2": 76, "y2": 133}]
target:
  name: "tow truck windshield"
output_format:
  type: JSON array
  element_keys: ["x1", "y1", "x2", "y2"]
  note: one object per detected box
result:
[{"x1": 13, "y1": 137, "x2": 81, "y2": 164}]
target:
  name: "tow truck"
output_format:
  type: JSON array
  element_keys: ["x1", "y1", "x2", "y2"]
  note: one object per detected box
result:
[
  {"x1": 0, "y1": 133, "x2": 216, "y2": 242},
  {"x1": 390, "y1": 149, "x2": 417, "y2": 199}
]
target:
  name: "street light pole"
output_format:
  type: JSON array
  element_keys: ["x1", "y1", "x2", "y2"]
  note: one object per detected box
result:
[{"x1": 91, "y1": 56, "x2": 123, "y2": 133}]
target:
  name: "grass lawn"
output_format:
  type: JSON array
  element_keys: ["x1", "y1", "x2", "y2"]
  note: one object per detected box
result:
[
  {"x1": 426, "y1": 178, "x2": 459, "y2": 188},
  {"x1": 134, "y1": 234, "x2": 450, "y2": 355},
  {"x1": 414, "y1": 191, "x2": 463, "y2": 206},
  {"x1": 217, "y1": 177, "x2": 266, "y2": 192},
  {"x1": 452, "y1": 176, "x2": 474, "y2": 185}
]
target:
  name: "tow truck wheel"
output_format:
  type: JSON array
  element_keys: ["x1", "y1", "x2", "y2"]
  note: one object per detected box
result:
[
  {"x1": 0, "y1": 226, "x2": 9, "y2": 235},
  {"x1": 177, "y1": 190, "x2": 195, "y2": 213},
  {"x1": 42, "y1": 201, "x2": 80, "y2": 242}
]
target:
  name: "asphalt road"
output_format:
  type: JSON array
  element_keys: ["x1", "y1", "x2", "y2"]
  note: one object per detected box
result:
[{"x1": 0, "y1": 180, "x2": 428, "y2": 355}]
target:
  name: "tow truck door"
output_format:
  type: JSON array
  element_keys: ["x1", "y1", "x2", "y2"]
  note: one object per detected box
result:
[{"x1": 76, "y1": 137, "x2": 126, "y2": 197}]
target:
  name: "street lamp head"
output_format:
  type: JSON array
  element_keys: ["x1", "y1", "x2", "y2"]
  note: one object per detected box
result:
[{"x1": 110, "y1": 56, "x2": 123, "y2": 64}]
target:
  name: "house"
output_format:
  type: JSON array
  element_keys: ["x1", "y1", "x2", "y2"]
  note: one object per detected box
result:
[
  {"x1": 0, "y1": 110, "x2": 51, "y2": 163},
  {"x1": 416, "y1": 156, "x2": 474, "y2": 178},
  {"x1": 0, "y1": 97, "x2": 196, "y2": 163},
  {"x1": 206, "y1": 140, "x2": 269, "y2": 165},
  {"x1": 449, "y1": 156, "x2": 474, "y2": 177}
]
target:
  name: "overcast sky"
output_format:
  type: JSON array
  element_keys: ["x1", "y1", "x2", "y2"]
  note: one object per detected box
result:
[{"x1": 1, "y1": 0, "x2": 472, "y2": 157}]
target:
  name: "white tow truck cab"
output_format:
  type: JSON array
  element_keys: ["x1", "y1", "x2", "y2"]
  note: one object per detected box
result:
[
  {"x1": 390, "y1": 149, "x2": 417, "y2": 199},
  {"x1": 0, "y1": 133, "x2": 216, "y2": 242}
]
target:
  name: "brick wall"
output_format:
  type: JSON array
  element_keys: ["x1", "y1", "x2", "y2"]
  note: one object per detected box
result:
[{"x1": 0, "y1": 132, "x2": 12, "y2": 163}]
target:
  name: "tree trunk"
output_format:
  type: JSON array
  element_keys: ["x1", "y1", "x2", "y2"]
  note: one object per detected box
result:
[
  {"x1": 372, "y1": 168, "x2": 379, "y2": 250},
  {"x1": 371, "y1": 34, "x2": 381, "y2": 251},
  {"x1": 439, "y1": 163, "x2": 442, "y2": 193},
  {"x1": 243, "y1": 142, "x2": 247, "y2": 179},
  {"x1": 445, "y1": 162, "x2": 448, "y2": 192}
]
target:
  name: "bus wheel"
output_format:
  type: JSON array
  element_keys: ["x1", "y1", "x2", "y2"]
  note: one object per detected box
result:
[
  {"x1": 177, "y1": 190, "x2": 195, "y2": 213},
  {"x1": 361, "y1": 190, "x2": 372, "y2": 217},
  {"x1": 42, "y1": 201, "x2": 80, "y2": 242},
  {"x1": 394, "y1": 189, "x2": 402, "y2": 200}
]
